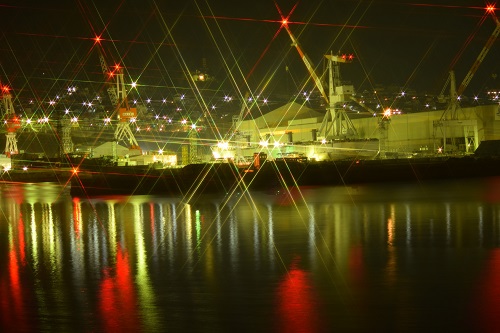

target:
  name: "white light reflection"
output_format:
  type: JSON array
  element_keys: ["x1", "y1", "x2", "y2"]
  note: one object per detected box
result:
[
  {"x1": 229, "y1": 204, "x2": 239, "y2": 272},
  {"x1": 308, "y1": 204, "x2": 316, "y2": 267},
  {"x1": 132, "y1": 201, "x2": 159, "y2": 331},
  {"x1": 184, "y1": 203, "x2": 193, "y2": 272},
  {"x1": 267, "y1": 204, "x2": 275, "y2": 269},
  {"x1": 405, "y1": 204, "x2": 411, "y2": 246},
  {"x1": 253, "y1": 205, "x2": 260, "y2": 269},
  {"x1": 168, "y1": 203, "x2": 177, "y2": 271}
]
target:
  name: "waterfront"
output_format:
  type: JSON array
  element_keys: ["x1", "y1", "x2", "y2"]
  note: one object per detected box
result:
[{"x1": 1, "y1": 179, "x2": 500, "y2": 332}]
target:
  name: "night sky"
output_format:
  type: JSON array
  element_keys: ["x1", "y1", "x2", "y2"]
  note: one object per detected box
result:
[{"x1": 0, "y1": 0, "x2": 498, "y2": 106}]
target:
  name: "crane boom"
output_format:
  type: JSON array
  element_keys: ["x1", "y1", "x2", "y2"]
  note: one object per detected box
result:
[
  {"x1": 282, "y1": 23, "x2": 329, "y2": 103},
  {"x1": 457, "y1": 15, "x2": 500, "y2": 96},
  {"x1": 98, "y1": 49, "x2": 119, "y2": 108},
  {"x1": 283, "y1": 21, "x2": 357, "y2": 139}
]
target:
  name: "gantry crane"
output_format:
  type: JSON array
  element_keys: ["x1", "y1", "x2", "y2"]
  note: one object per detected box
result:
[
  {"x1": 282, "y1": 20, "x2": 357, "y2": 139},
  {"x1": 1, "y1": 86, "x2": 20, "y2": 156},
  {"x1": 97, "y1": 47, "x2": 140, "y2": 153},
  {"x1": 435, "y1": 8, "x2": 500, "y2": 153}
]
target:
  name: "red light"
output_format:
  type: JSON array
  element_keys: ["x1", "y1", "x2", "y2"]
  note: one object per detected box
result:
[
  {"x1": 2, "y1": 86, "x2": 9, "y2": 93},
  {"x1": 94, "y1": 36, "x2": 102, "y2": 43},
  {"x1": 486, "y1": 5, "x2": 496, "y2": 13},
  {"x1": 282, "y1": 19, "x2": 288, "y2": 25}
]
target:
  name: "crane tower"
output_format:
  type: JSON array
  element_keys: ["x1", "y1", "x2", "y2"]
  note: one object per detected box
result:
[
  {"x1": 434, "y1": 9, "x2": 499, "y2": 153},
  {"x1": 1, "y1": 86, "x2": 20, "y2": 156},
  {"x1": 282, "y1": 21, "x2": 357, "y2": 139},
  {"x1": 98, "y1": 49, "x2": 140, "y2": 153}
]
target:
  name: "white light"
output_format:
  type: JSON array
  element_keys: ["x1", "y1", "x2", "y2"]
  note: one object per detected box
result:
[
  {"x1": 217, "y1": 141, "x2": 229, "y2": 150},
  {"x1": 259, "y1": 140, "x2": 268, "y2": 147},
  {"x1": 131, "y1": 82, "x2": 137, "y2": 88}
]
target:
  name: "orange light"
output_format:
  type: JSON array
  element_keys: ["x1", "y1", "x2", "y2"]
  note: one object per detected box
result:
[
  {"x1": 282, "y1": 19, "x2": 288, "y2": 25},
  {"x1": 486, "y1": 5, "x2": 495, "y2": 13},
  {"x1": 94, "y1": 36, "x2": 102, "y2": 43}
]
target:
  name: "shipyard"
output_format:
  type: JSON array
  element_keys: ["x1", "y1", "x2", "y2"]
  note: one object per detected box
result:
[
  {"x1": 0, "y1": 6, "x2": 499, "y2": 195},
  {"x1": 1, "y1": 1, "x2": 500, "y2": 332}
]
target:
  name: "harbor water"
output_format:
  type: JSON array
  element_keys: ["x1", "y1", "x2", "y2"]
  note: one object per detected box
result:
[{"x1": 2, "y1": 178, "x2": 500, "y2": 332}]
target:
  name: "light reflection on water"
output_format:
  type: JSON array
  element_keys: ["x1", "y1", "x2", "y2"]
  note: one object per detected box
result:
[{"x1": 1, "y1": 179, "x2": 500, "y2": 332}]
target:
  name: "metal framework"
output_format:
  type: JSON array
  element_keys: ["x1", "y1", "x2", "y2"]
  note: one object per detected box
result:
[
  {"x1": 282, "y1": 22, "x2": 357, "y2": 139},
  {"x1": 434, "y1": 13, "x2": 499, "y2": 153},
  {"x1": 98, "y1": 49, "x2": 139, "y2": 151},
  {"x1": 1, "y1": 89, "x2": 20, "y2": 156}
]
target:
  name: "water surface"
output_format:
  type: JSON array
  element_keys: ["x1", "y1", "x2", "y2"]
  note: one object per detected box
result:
[{"x1": 1, "y1": 178, "x2": 500, "y2": 332}]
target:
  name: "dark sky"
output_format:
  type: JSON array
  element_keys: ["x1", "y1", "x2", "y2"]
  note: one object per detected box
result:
[{"x1": 0, "y1": 0, "x2": 498, "y2": 105}]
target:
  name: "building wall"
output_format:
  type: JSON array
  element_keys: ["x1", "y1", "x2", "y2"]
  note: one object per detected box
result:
[{"x1": 239, "y1": 104, "x2": 500, "y2": 155}]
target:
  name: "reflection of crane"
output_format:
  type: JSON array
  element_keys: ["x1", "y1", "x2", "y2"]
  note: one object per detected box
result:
[
  {"x1": 282, "y1": 21, "x2": 357, "y2": 139},
  {"x1": 97, "y1": 47, "x2": 140, "y2": 151},
  {"x1": 1, "y1": 86, "x2": 20, "y2": 156},
  {"x1": 435, "y1": 8, "x2": 499, "y2": 153}
]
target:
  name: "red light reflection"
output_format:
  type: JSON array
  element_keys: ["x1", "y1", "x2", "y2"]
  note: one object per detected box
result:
[
  {"x1": 99, "y1": 245, "x2": 139, "y2": 331},
  {"x1": 275, "y1": 256, "x2": 324, "y2": 332},
  {"x1": 0, "y1": 248, "x2": 29, "y2": 332},
  {"x1": 473, "y1": 248, "x2": 500, "y2": 331}
]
